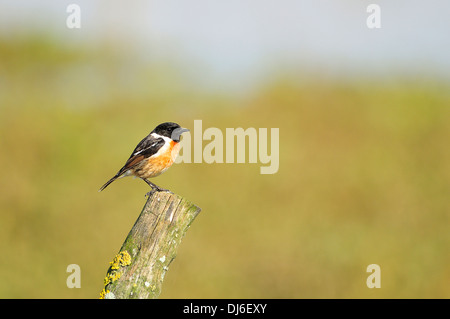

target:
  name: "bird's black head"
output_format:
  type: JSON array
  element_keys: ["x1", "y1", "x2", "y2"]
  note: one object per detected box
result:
[{"x1": 152, "y1": 122, "x2": 189, "y2": 142}]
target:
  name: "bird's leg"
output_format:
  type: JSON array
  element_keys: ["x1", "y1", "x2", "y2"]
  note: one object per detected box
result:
[
  {"x1": 143, "y1": 178, "x2": 166, "y2": 191},
  {"x1": 143, "y1": 179, "x2": 172, "y2": 197}
]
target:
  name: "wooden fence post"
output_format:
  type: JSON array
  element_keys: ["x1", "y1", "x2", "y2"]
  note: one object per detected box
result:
[{"x1": 99, "y1": 191, "x2": 201, "y2": 299}]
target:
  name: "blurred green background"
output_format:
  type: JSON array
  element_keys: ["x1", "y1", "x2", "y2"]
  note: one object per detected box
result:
[{"x1": 1, "y1": 1, "x2": 449, "y2": 298}]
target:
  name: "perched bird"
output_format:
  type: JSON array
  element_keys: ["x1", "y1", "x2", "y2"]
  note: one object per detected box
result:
[{"x1": 99, "y1": 122, "x2": 189, "y2": 195}]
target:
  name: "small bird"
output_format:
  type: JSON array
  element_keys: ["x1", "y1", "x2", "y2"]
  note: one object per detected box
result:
[{"x1": 99, "y1": 122, "x2": 189, "y2": 195}]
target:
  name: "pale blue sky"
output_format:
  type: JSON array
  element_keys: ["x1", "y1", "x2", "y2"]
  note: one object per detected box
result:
[{"x1": 1, "y1": 0, "x2": 449, "y2": 88}]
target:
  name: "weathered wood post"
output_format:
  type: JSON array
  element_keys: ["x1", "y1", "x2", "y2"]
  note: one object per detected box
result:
[{"x1": 99, "y1": 191, "x2": 201, "y2": 299}]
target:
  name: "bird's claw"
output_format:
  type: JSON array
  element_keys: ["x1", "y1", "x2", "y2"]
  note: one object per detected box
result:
[{"x1": 145, "y1": 187, "x2": 173, "y2": 197}]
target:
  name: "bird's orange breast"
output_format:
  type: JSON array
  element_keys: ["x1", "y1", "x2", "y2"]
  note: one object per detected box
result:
[{"x1": 134, "y1": 140, "x2": 180, "y2": 179}]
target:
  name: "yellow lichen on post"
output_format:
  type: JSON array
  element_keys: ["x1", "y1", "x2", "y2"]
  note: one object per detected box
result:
[
  {"x1": 104, "y1": 271, "x2": 121, "y2": 285},
  {"x1": 99, "y1": 251, "x2": 132, "y2": 299},
  {"x1": 99, "y1": 289, "x2": 110, "y2": 299},
  {"x1": 110, "y1": 251, "x2": 132, "y2": 269}
]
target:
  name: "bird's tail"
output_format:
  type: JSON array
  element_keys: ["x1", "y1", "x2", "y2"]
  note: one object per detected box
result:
[{"x1": 98, "y1": 174, "x2": 120, "y2": 192}]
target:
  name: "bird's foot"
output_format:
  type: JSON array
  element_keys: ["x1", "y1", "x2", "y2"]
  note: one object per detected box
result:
[{"x1": 145, "y1": 186, "x2": 173, "y2": 197}]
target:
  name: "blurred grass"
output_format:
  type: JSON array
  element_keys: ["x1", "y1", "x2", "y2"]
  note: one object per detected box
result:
[{"x1": 0, "y1": 36, "x2": 449, "y2": 298}]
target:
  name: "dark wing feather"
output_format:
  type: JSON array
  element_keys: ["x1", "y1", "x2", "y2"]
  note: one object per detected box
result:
[
  {"x1": 117, "y1": 135, "x2": 165, "y2": 175},
  {"x1": 98, "y1": 135, "x2": 165, "y2": 192}
]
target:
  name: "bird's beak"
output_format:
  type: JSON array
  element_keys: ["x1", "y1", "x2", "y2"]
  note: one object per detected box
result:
[{"x1": 172, "y1": 127, "x2": 190, "y2": 141}]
